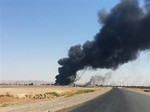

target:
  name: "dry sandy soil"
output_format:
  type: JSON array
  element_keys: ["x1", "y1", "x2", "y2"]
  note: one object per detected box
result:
[
  {"x1": 0, "y1": 85, "x2": 111, "y2": 112},
  {"x1": 126, "y1": 87, "x2": 150, "y2": 96}
]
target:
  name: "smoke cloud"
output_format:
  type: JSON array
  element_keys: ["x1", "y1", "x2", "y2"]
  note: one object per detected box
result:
[
  {"x1": 55, "y1": 0, "x2": 150, "y2": 85},
  {"x1": 88, "y1": 72, "x2": 112, "y2": 86}
]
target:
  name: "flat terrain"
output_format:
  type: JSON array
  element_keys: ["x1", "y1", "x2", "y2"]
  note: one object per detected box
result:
[
  {"x1": 126, "y1": 88, "x2": 150, "y2": 96},
  {"x1": 0, "y1": 85, "x2": 111, "y2": 112},
  {"x1": 0, "y1": 85, "x2": 100, "y2": 104},
  {"x1": 66, "y1": 88, "x2": 150, "y2": 112}
]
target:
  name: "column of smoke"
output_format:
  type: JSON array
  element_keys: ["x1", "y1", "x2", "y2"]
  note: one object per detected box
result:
[
  {"x1": 87, "y1": 72, "x2": 112, "y2": 86},
  {"x1": 55, "y1": 0, "x2": 150, "y2": 85}
]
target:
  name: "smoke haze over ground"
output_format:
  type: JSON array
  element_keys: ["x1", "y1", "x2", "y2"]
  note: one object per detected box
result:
[{"x1": 55, "y1": 0, "x2": 150, "y2": 85}]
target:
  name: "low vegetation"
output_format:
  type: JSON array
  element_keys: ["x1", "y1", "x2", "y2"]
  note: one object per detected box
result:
[
  {"x1": 65, "y1": 89, "x2": 95, "y2": 97},
  {"x1": 0, "y1": 85, "x2": 103, "y2": 107},
  {"x1": 0, "y1": 103, "x2": 9, "y2": 107},
  {"x1": 143, "y1": 89, "x2": 150, "y2": 92},
  {"x1": 45, "y1": 91, "x2": 60, "y2": 97}
]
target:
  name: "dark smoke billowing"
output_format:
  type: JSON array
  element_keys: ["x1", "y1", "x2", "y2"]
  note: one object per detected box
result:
[{"x1": 55, "y1": 0, "x2": 150, "y2": 85}]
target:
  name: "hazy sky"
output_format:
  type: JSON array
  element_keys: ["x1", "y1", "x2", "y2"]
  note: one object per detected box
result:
[{"x1": 1, "y1": 0, "x2": 150, "y2": 85}]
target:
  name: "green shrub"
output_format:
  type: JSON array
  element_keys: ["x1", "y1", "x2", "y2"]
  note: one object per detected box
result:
[
  {"x1": 76, "y1": 89, "x2": 95, "y2": 94},
  {"x1": 45, "y1": 92, "x2": 60, "y2": 97},
  {"x1": 29, "y1": 83, "x2": 34, "y2": 85}
]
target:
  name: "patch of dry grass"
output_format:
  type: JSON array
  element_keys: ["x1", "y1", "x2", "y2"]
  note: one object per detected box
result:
[
  {"x1": 45, "y1": 91, "x2": 60, "y2": 97},
  {"x1": 64, "y1": 89, "x2": 95, "y2": 97},
  {"x1": 0, "y1": 85, "x2": 105, "y2": 106},
  {"x1": 143, "y1": 89, "x2": 150, "y2": 92},
  {"x1": 0, "y1": 103, "x2": 9, "y2": 107},
  {"x1": 127, "y1": 88, "x2": 150, "y2": 94}
]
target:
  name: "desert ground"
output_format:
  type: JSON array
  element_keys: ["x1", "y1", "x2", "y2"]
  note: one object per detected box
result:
[
  {"x1": 0, "y1": 85, "x2": 98, "y2": 106},
  {"x1": 1, "y1": 85, "x2": 149, "y2": 112},
  {"x1": 125, "y1": 87, "x2": 150, "y2": 96},
  {"x1": 0, "y1": 85, "x2": 111, "y2": 112}
]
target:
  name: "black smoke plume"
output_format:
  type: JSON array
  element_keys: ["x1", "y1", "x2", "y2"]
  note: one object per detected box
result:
[{"x1": 55, "y1": 0, "x2": 150, "y2": 85}]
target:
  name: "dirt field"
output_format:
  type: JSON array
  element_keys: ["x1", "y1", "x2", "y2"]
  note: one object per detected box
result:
[
  {"x1": 125, "y1": 87, "x2": 150, "y2": 96},
  {"x1": 0, "y1": 85, "x2": 106, "y2": 107}
]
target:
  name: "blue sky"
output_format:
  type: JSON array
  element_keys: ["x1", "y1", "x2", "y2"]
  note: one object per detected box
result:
[{"x1": 1, "y1": 0, "x2": 150, "y2": 85}]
